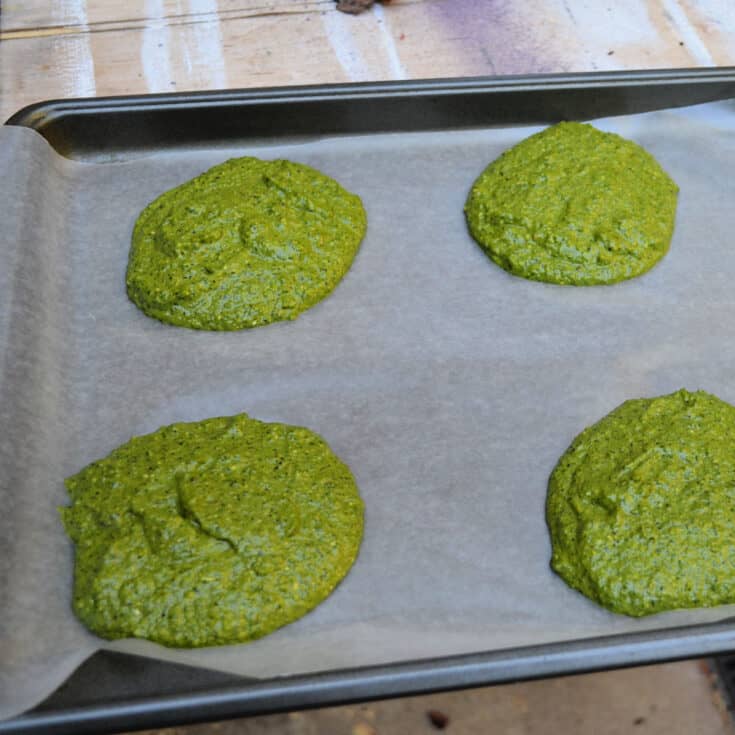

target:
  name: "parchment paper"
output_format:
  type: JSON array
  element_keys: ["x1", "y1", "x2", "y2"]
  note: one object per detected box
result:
[{"x1": 3, "y1": 99, "x2": 735, "y2": 720}]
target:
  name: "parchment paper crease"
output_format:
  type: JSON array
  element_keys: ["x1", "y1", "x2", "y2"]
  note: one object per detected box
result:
[{"x1": 3, "y1": 100, "x2": 735, "y2": 719}]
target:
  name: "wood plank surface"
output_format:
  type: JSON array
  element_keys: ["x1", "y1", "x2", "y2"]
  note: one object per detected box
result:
[{"x1": 2, "y1": 1, "x2": 735, "y2": 122}]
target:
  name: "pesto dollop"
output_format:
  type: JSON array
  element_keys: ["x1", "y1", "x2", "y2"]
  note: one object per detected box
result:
[
  {"x1": 547, "y1": 389, "x2": 735, "y2": 616},
  {"x1": 127, "y1": 157, "x2": 367, "y2": 330},
  {"x1": 60, "y1": 413, "x2": 364, "y2": 647},
  {"x1": 464, "y1": 122, "x2": 678, "y2": 285}
]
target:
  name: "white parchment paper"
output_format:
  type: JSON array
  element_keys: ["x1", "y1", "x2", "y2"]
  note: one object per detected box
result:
[{"x1": 3, "y1": 100, "x2": 735, "y2": 719}]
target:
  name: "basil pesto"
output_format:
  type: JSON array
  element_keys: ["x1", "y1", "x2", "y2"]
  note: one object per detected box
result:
[
  {"x1": 127, "y1": 157, "x2": 367, "y2": 330},
  {"x1": 547, "y1": 389, "x2": 735, "y2": 617},
  {"x1": 464, "y1": 122, "x2": 678, "y2": 285},
  {"x1": 60, "y1": 413, "x2": 364, "y2": 647}
]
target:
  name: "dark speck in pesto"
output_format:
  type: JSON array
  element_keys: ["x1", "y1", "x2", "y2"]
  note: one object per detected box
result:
[
  {"x1": 464, "y1": 122, "x2": 678, "y2": 285},
  {"x1": 547, "y1": 389, "x2": 735, "y2": 617},
  {"x1": 60, "y1": 413, "x2": 364, "y2": 647},
  {"x1": 126, "y1": 157, "x2": 367, "y2": 330}
]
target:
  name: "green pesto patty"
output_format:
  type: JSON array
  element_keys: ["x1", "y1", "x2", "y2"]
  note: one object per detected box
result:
[
  {"x1": 464, "y1": 122, "x2": 678, "y2": 285},
  {"x1": 126, "y1": 157, "x2": 367, "y2": 330},
  {"x1": 547, "y1": 389, "x2": 735, "y2": 617},
  {"x1": 60, "y1": 413, "x2": 364, "y2": 647}
]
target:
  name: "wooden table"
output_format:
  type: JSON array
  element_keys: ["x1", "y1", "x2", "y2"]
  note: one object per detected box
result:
[{"x1": 2, "y1": 0, "x2": 735, "y2": 123}]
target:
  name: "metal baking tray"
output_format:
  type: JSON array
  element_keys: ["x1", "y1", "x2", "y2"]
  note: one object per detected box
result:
[{"x1": 4, "y1": 68, "x2": 735, "y2": 735}]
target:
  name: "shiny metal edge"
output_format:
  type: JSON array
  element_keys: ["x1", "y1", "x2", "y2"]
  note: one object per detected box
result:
[
  {"x1": 3, "y1": 621, "x2": 735, "y2": 734},
  {"x1": 4, "y1": 68, "x2": 735, "y2": 161}
]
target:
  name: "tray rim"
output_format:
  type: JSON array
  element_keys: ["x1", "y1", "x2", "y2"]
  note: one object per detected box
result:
[
  {"x1": 6, "y1": 66, "x2": 735, "y2": 153},
  {"x1": 7, "y1": 68, "x2": 735, "y2": 117},
  {"x1": 4, "y1": 67, "x2": 735, "y2": 734},
  {"x1": 4, "y1": 620, "x2": 735, "y2": 735}
]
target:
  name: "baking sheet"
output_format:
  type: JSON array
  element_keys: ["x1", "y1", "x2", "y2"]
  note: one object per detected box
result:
[{"x1": 3, "y1": 99, "x2": 735, "y2": 720}]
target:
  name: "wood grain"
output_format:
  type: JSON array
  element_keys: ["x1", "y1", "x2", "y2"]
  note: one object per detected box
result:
[{"x1": 1, "y1": 0, "x2": 735, "y2": 122}]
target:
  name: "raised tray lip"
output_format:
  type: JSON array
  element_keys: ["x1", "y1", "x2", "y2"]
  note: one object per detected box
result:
[
  {"x1": 4, "y1": 619, "x2": 735, "y2": 735},
  {"x1": 4, "y1": 67, "x2": 735, "y2": 733},
  {"x1": 6, "y1": 66, "x2": 735, "y2": 131}
]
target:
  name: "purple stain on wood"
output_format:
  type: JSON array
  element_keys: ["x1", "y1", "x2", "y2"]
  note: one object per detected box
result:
[{"x1": 426, "y1": 0, "x2": 565, "y2": 76}]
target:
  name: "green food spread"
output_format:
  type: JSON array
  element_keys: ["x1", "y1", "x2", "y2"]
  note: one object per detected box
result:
[
  {"x1": 60, "y1": 413, "x2": 364, "y2": 647},
  {"x1": 547, "y1": 389, "x2": 735, "y2": 617},
  {"x1": 464, "y1": 122, "x2": 678, "y2": 285},
  {"x1": 127, "y1": 157, "x2": 367, "y2": 330}
]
